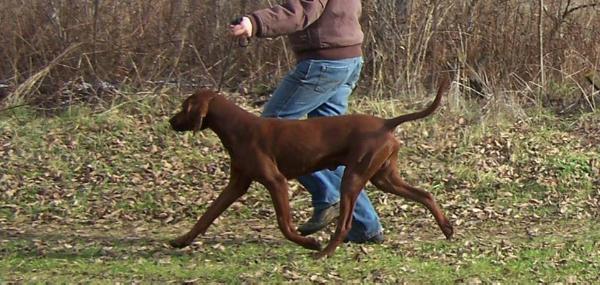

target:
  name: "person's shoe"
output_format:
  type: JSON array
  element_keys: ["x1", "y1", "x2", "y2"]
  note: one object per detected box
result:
[
  {"x1": 344, "y1": 231, "x2": 385, "y2": 244},
  {"x1": 297, "y1": 203, "x2": 340, "y2": 236}
]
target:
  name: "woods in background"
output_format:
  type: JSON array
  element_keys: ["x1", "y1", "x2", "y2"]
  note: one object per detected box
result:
[{"x1": 0, "y1": 0, "x2": 598, "y2": 108}]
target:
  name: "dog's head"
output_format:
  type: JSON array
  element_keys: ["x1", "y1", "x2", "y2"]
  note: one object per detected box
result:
[{"x1": 169, "y1": 89, "x2": 217, "y2": 133}]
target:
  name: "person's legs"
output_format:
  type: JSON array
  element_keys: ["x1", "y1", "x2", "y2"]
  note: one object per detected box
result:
[
  {"x1": 304, "y1": 59, "x2": 381, "y2": 242},
  {"x1": 262, "y1": 57, "x2": 382, "y2": 242}
]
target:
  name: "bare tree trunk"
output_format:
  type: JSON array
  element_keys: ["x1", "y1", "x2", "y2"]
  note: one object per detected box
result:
[
  {"x1": 169, "y1": 0, "x2": 186, "y2": 48},
  {"x1": 538, "y1": 0, "x2": 546, "y2": 89},
  {"x1": 92, "y1": 0, "x2": 100, "y2": 73},
  {"x1": 396, "y1": 0, "x2": 412, "y2": 28}
]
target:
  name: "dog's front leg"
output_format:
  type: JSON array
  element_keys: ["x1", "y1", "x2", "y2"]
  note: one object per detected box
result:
[
  {"x1": 170, "y1": 171, "x2": 252, "y2": 248},
  {"x1": 262, "y1": 175, "x2": 322, "y2": 251}
]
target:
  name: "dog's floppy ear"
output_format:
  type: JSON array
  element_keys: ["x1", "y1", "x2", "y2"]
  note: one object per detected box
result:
[{"x1": 188, "y1": 90, "x2": 217, "y2": 133}]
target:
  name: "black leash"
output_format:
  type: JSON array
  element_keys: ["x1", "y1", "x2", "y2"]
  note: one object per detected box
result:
[{"x1": 217, "y1": 17, "x2": 250, "y2": 93}]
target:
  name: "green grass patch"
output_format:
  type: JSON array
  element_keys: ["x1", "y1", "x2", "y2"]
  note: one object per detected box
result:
[
  {"x1": 2, "y1": 222, "x2": 599, "y2": 283},
  {"x1": 1, "y1": 92, "x2": 599, "y2": 283}
]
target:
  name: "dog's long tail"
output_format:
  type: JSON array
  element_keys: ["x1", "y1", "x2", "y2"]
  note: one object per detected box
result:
[{"x1": 384, "y1": 76, "x2": 451, "y2": 130}]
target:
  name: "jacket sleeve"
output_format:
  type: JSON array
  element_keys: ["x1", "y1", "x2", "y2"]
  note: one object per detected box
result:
[{"x1": 248, "y1": 0, "x2": 328, "y2": 38}]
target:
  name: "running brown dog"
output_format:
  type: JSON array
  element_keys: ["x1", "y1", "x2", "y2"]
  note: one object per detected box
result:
[{"x1": 168, "y1": 78, "x2": 453, "y2": 259}]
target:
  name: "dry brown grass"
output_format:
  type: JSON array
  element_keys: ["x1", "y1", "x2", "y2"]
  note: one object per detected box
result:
[{"x1": 0, "y1": 0, "x2": 598, "y2": 108}]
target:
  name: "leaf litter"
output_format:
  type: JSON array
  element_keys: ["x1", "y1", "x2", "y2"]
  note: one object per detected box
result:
[{"x1": 0, "y1": 93, "x2": 599, "y2": 283}]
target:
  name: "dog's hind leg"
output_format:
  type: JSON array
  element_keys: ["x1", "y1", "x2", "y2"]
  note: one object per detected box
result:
[
  {"x1": 313, "y1": 169, "x2": 367, "y2": 259},
  {"x1": 170, "y1": 171, "x2": 252, "y2": 248},
  {"x1": 370, "y1": 159, "x2": 454, "y2": 240},
  {"x1": 314, "y1": 144, "x2": 398, "y2": 259}
]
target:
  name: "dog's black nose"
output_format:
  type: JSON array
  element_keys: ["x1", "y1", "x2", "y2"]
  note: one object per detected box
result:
[{"x1": 169, "y1": 116, "x2": 184, "y2": 132}]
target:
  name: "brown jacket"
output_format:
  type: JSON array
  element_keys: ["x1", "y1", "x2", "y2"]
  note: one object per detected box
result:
[{"x1": 248, "y1": 0, "x2": 363, "y2": 60}]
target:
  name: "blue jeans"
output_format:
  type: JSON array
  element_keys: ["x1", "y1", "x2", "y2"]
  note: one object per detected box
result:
[{"x1": 262, "y1": 57, "x2": 382, "y2": 242}]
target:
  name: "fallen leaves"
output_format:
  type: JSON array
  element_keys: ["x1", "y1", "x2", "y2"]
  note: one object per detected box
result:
[{"x1": 1, "y1": 93, "x2": 599, "y2": 283}]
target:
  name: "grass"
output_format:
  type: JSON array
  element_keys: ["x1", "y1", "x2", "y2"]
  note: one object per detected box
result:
[
  {"x1": 2, "y1": 222, "x2": 599, "y2": 283},
  {"x1": 1, "y1": 90, "x2": 599, "y2": 283}
]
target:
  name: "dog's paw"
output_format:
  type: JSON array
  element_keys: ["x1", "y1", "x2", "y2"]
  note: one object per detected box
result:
[
  {"x1": 441, "y1": 222, "x2": 454, "y2": 240},
  {"x1": 304, "y1": 238, "x2": 322, "y2": 251},
  {"x1": 311, "y1": 251, "x2": 328, "y2": 260},
  {"x1": 169, "y1": 236, "x2": 192, "y2": 248}
]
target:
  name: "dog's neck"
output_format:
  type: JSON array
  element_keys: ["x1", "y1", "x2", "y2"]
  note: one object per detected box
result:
[{"x1": 205, "y1": 95, "x2": 257, "y2": 154}]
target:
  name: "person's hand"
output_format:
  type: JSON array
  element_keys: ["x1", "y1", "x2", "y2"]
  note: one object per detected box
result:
[{"x1": 230, "y1": 16, "x2": 253, "y2": 38}]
